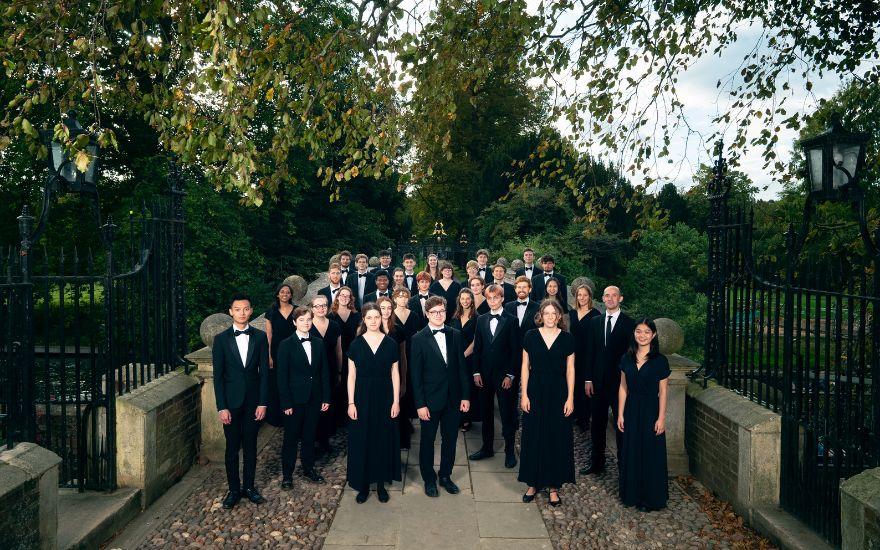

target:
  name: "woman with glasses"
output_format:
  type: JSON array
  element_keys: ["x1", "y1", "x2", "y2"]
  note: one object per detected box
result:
[
  {"x1": 346, "y1": 304, "x2": 402, "y2": 503},
  {"x1": 310, "y1": 294, "x2": 343, "y2": 455},
  {"x1": 519, "y1": 299, "x2": 575, "y2": 507},
  {"x1": 264, "y1": 283, "x2": 296, "y2": 427}
]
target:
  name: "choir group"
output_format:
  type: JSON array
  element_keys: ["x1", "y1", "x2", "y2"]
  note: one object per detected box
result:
[{"x1": 212, "y1": 248, "x2": 670, "y2": 512}]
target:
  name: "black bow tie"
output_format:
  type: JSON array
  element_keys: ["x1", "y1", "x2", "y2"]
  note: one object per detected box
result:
[
  {"x1": 340, "y1": 268, "x2": 348, "y2": 273},
  {"x1": 299, "y1": 337, "x2": 311, "y2": 343},
  {"x1": 489, "y1": 314, "x2": 502, "y2": 321},
  {"x1": 544, "y1": 272, "x2": 553, "y2": 276},
  {"x1": 420, "y1": 294, "x2": 428, "y2": 300},
  {"x1": 378, "y1": 291, "x2": 388, "y2": 296},
  {"x1": 234, "y1": 328, "x2": 252, "y2": 337},
  {"x1": 517, "y1": 301, "x2": 528, "y2": 307},
  {"x1": 479, "y1": 267, "x2": 486, "y2": 272},
  {"x1": 359, "y1": 273, "x2": 367, "y2": 278},
  {"x1": 431, "y1": 328, "x2": 447, "y2": 335}
]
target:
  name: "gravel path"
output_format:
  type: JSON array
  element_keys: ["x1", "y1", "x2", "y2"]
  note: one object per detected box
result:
[
  {"x1": 533, "y1": 426, "x2": 776, "y2": 550},
  {"x1": 134, "y1": 426, "x2": 347, "y2": 549}
]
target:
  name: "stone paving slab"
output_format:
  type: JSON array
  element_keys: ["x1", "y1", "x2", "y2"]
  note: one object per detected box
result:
[
  {"x1": 323, "y1": 491, "x2": 401, "y2": 546},
  {"x1": 475, "y1": 501, "x2": 549, "y2": 539},
  {"x1": 401, "y1": 463, "x2": 471, "y2": 495},
  {"x1": 471, "y1": 471, "x2": 523, "y2": 502},
  {"x1": 479, "y1": 538, "x2": 554, "y2": 549}
]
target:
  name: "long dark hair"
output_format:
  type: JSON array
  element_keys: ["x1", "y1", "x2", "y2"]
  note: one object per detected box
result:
[
  {"x1": 453, "y1": 288, "x2": 476, "y2": 320},
  {"x1": 271, "y1": 283, "x2": 294, "y2": 310},
  {"x1": 356, "y1": 303, "x2": 386, "y2": 336},
  {"x1": 627, "y1": 317, "x2": 660, "y2": 360}
]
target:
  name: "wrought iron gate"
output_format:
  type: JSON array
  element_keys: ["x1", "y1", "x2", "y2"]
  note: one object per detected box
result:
[
  {"x1": 699, "y1": 145, "x2": 879, "y2": 545},
  {"x1": 0, "y1": 159, "x2": 187, "y2": 491}
]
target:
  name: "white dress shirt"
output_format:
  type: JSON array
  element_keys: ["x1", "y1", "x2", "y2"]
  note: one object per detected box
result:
[
  {"x1": 356, "y1": 271, "x2": 368, "y2": 302},
  {"x1": 429, "y1": 324, "x2": 448, "y2": 363},
  {"x1": 605, "y1": 309, "x2": 621, "y2": 344},
  {"x1": 515, "y1": 298, "x2": 530, "y2": 325},
  {"x1": 233, "y1": 324, "x2": 250, "y2": 366},
  {"x1": 296, "y1": 330, "x2": 312, "y2": 364},
  {"x1": 489, "y1": 308, "x2": 503, "y2": 336},
  {"x1": 523, "y1": 264, "x2": 534, "y2": 278}
]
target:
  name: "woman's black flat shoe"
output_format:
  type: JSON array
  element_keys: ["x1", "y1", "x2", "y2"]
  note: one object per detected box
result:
[
  {"x1": 522, "y1": 491, "x2": 536, "y2": 503},
  {"x1": 548, "y1": 491, "x2": 561, "y2": 507}
]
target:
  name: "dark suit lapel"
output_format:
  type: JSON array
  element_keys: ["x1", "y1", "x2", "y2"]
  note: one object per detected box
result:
[
  {"x1": 424, "y1": 328, "x2": 447, "y2": 365},
  {"x1": 245, "y1": 331, "x2": 256, "y2": 369},
  {"x1": 227, "y1": 330, "x2": 245, "y2": 370}
]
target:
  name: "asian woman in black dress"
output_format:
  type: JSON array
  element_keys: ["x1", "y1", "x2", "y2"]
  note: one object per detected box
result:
[
  {"x1": 451, "y1": 288, "x2": 480, "y2": 432},
  {"x1": 429, "y1": 261, "x2": 461, "y2": 316},
  {"x1": 329, "y1": 287, "x2": 361, "y2": 427},
  {"x1": 346, "y1": 304, "x2": 402, "y2": 503},
  {"x1": 264, "y1": 283, "x2": 296, "y2": 427},
  {"x1": 392, "y1": 288, "x2": 418, "y2": 449},
  {"x1": 617, "y1": 318, "x2": 670, "y2": 511},
  {"x1": 310, "y1": 294, "x2": 343, "y2": 454},
  {"x1": 519, "y1": 299, "x2": 575, "y2": 507},
  {"x1": 544, "y1": 277, "x2": 568, "y2": 313},
  {"x1": 569, "y1": 284, "x2": 601, "y2": 432}
]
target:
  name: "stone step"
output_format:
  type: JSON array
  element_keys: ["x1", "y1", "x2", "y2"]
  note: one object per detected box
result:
[{"x1": 57, "y1": 487, "x2": 141, "y2": 550}]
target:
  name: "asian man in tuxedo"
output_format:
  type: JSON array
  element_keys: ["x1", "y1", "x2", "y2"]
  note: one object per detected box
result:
[
  {"x1": 410, "y1": 296, "x2": 471, "y2": 497},
  {"x1": 581, "y1": 285, "x2": 635, "y2": 475},
  {"x1": 213, "y1": 293, "x2": 270, "y2": 509},
  {"x1": 531, "y1": 254, "x2": 568, "y2": 310},
  {"x1": 469, "y1": 284, "x2": 520, "y2": 468}
]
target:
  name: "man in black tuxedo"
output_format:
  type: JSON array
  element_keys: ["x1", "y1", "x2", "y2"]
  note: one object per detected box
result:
[
  {"x1": 318, "y1": 263, "x2": 344, "y2": 305},
  {"x1": 514, "y1": 248, "x2": 537, "y2": 280},
  {"x1": 351, "y1": 253, "x2": 375, "y2": 309},
  {"x1": 475, "y1": 249, "x2": 493, "y2": 284},
  {"x1": 492, "y1": 264, "x2": 516, "y2": 304},
  {"x1": 504, "y1": 276, "x2": 540, "y2": 348},
  {"x1": 410, "y1": 296, "x2": 471, "y2": 497},
  {"x1": 363, "y1": 269, "x2": 391, "y2": 304},
  {"x1": 277, "y1": 307, "x2": 331, "y2": 488},
  {"x1": 338, "y1": 250, "x2": 353, "y2": 287},
  {"x1": 376, "y1": 249, "x2": 393, "y2": 272},
  {"x1": 531, "y1": 254, "x2": 568, "y2": 310},
  {"x1": 582, "y1": 285, "x2": 635, "y2": 475},
  {"x1": 469, "y1": 284, "x2": 520, "y2": 468},
  {"x1": 402, "y1": 253, "x2": 418, "y2": 294},
  {"x1": 212, "y1": 293, "x2": 269, "y2": 509},
  {"x1": 408, "y1": 272, "x2": 434, "y2": 328}
]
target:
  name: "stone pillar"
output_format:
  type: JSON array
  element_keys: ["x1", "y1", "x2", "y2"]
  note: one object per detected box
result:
[
  {"x1": 654, "y1": 318, "x2": 695, "y2": 476},
  {"x1": 0, "y1": 443, "x2": 61, "y2": 550},
  {"x1": 840, "y1": 467, "x2": 880, "y2": 549},
  {"x1": 188, "y1": 346, "x2": 225, "y2": 463}
]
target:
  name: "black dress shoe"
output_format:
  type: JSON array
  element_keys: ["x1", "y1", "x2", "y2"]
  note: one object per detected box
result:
[
  {"x1": 424, "y1": 482, "x2": 439, "y2": 497},
  {"x1": 243, "y1": 488, "x2": 266, "y2": 504},
  {"x1": 438, "y1": 476, "x2": 460, "y2": 494},
  {"x1": 377, "y1": 485, "x2": 389, "y2": 502},
  {"x1": 302, "y1": 469, "x2": 325, "y2": 483},
  {"x1": 504, "y1": 453, "x2": 517, "y2": 469},
  {"x1": 522, "y1": 490, "x2": 536, "y2": 503},
  {"x1": 468, "y1": 448, "x2": 494, "y2": 461},
  {"x1": 222, "y1": 491, "x2": 241, "y2": 509},
  {"x1": 356, "y1": 489, "x2": 370, "y2": 503},
  {"x1": 281, "y1": 478, "x2": 293, "y2": 490}
]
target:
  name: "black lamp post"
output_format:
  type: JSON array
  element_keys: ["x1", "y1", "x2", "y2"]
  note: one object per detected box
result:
[
  {"x1": 45, "y1": 110, "x2": 101, "y2": 196},
  {"x1": 799, "y1": 114, "x2": 868, "y2": 202}
]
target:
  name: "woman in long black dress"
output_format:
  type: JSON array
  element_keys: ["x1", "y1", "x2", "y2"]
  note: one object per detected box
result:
[
  {"x1": 617, "y1": 318, "x2": 670, "y2": 511},
  {"x1": 569, "y1": 284, "x2": 601, "y2": 432},
  {"x1": 429, "y1": 261, "x2": 461, "y2": 316},
  {"x1": 329, "y1": 287, "x2": 361, "y2": 427},
  {"x1": 310, "y1": 294, "x2": 343, "y2": 454},
  {"x1": 346, "y1": 304, "x2": 402, "y2": 503},
  {"x1": 451, "y1": 288, "x2": 480, "y2": 431},
  {"x1": 392, "y1": 288, "x2": 418, "y2": 449},
  {"x1": 264, "y1": 283, "x2": 296, "y2": 427},
  {"x1": 519, "y1": 299, "x2": 575, "y2": 507}
]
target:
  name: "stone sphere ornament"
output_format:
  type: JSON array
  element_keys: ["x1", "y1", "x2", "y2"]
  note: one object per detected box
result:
[
  {"x1": 653, "y1": 317, "x2": 684, "y2": 355},
  {"x1": 369, "y1": 256, "x2": 379, "y2": 267},
  {"x1": 200, "y1": 313, "x2": 233, "y2": 348},
  {"x1": 570, "y1": 276, "x2": 596, "y2": 296},
  {"x1": 496, "y1": 257, "x2": 509, "y2": 268},
  {"x1": 282, "y1": 275, "x2": 308, "y2": 303},
  {"x1": 329, "y1": 253, "x2": 341, "y2": 266},
  {"x1": 511, "y1": 259, "x2": 524, "y2": 271}
]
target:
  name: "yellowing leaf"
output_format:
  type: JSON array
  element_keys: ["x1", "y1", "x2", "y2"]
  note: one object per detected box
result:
[
  {"x1": 265, "y1": 87, "x2": 274, "y2": 100},
  {"x1": 74, "y1": 150, "x2": 91, "y2": 173}
]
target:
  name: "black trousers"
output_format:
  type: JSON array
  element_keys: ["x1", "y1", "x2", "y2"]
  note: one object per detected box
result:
[
  {"x1": 419, "y1": 402, "x2": 461, "y2": 483},
  {"x1": 589, "y1": 382, "x2": 622, "y2": 466},
  {"x1": 478, "y1": 377, "x2": 518, "y2": 450},
  {"x1": 223, "y1": 405, "x2": 259, "y2": 492},
  {"x1": 281, "y1": 398, "x2": 321, "y2": 477},
  {"x1": 574, "y1": 375, "x2": 591, "y2": 427}
]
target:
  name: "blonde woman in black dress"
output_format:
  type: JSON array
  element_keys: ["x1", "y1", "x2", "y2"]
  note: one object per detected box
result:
[{"x1": 519, "y1": 299, "x2": 575, "y2": 507}]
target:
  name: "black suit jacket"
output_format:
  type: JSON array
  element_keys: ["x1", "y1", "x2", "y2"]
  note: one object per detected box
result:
[
  {"x1": 503, "y1": 299, "x2": 541, "y2": 347},
  {"x1": 515, "y1": 265, "x2": 538, "y2": 280},
  {"x1": 277, "y1": 335, "x2": 331, "y2": 408},
  {"x1": 318, "y1": 285, "x2": 342, "y2": 305},
  {"x1": 531, "y1": 272, "x2": 568, "y2": 309},
  {"x1": 338, "y1": 268, "x2": 353, "y2": 288},
  {"x1": 363, "y1": 290, "x2": 391, "y2": 305},
  {"x1": 408, "y1": 292, "x2": 434, "y2": 329},
  {"x1": 497, "y1": 282, "x2": 516, "y2": 304},
  {"x1": 212, "y1": 326, "x2": 270, "y2": 411},
  {"x1": 476, "y1": 266, "x2": 494, "y2": 284},
  {"x1": 402, "y1": 273, "x2": 418, "y2": 294},
  {"x1": 350, "y1": 272, "x2": 375, "y2": 308},
  {"x1": 410, "y1": 326, "x2": 470, "y2": 411},
  {"x1": 473, "y1": 311, "x2": 520, "y2": 385},
  {"x1": 585, "y1": 311, "x2": 635, "y2": 392}
]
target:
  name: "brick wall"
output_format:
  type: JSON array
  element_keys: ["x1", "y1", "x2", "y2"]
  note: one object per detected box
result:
[
  {"x1": 154, "y1": 380, "x2": 200, "y2": 486},
  {"x1": 685, "y1": 394, "x2": 739, "y2": 503},
  {"x1": 0, "y1": 476, "x2": 40, "y2": 549}
]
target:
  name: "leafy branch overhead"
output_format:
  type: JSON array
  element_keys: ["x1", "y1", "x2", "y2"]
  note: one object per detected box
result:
[{"x1": 1, "y1": 0, "x2": 877, "y2": 205}]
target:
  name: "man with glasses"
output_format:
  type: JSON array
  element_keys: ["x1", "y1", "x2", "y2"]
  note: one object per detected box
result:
[{"x1": 410, "y1": 296, "x2": 470, "y2": 497}]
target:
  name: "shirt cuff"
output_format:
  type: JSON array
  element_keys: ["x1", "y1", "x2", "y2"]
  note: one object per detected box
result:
[
  {"x1": 506, "y1": 374, "x2": 515, "y2": 380},
  {"x1": 473, "y1": 372, "x2": 480, "y2": 376},
  {"x1": 585, "y1": 380, "x2": 592, "y2": 383}
]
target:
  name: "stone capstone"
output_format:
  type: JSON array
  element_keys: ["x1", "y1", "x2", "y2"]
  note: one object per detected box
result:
[
  {"x1": 282, "y1": 274, "x2": 308, "y2": 303},
  {"x1": 654, "y1": 317, "x2": 684, "y2": 355},
  {"x1": 200, "y1": 313, "x2": 232, "y2": 348}
]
